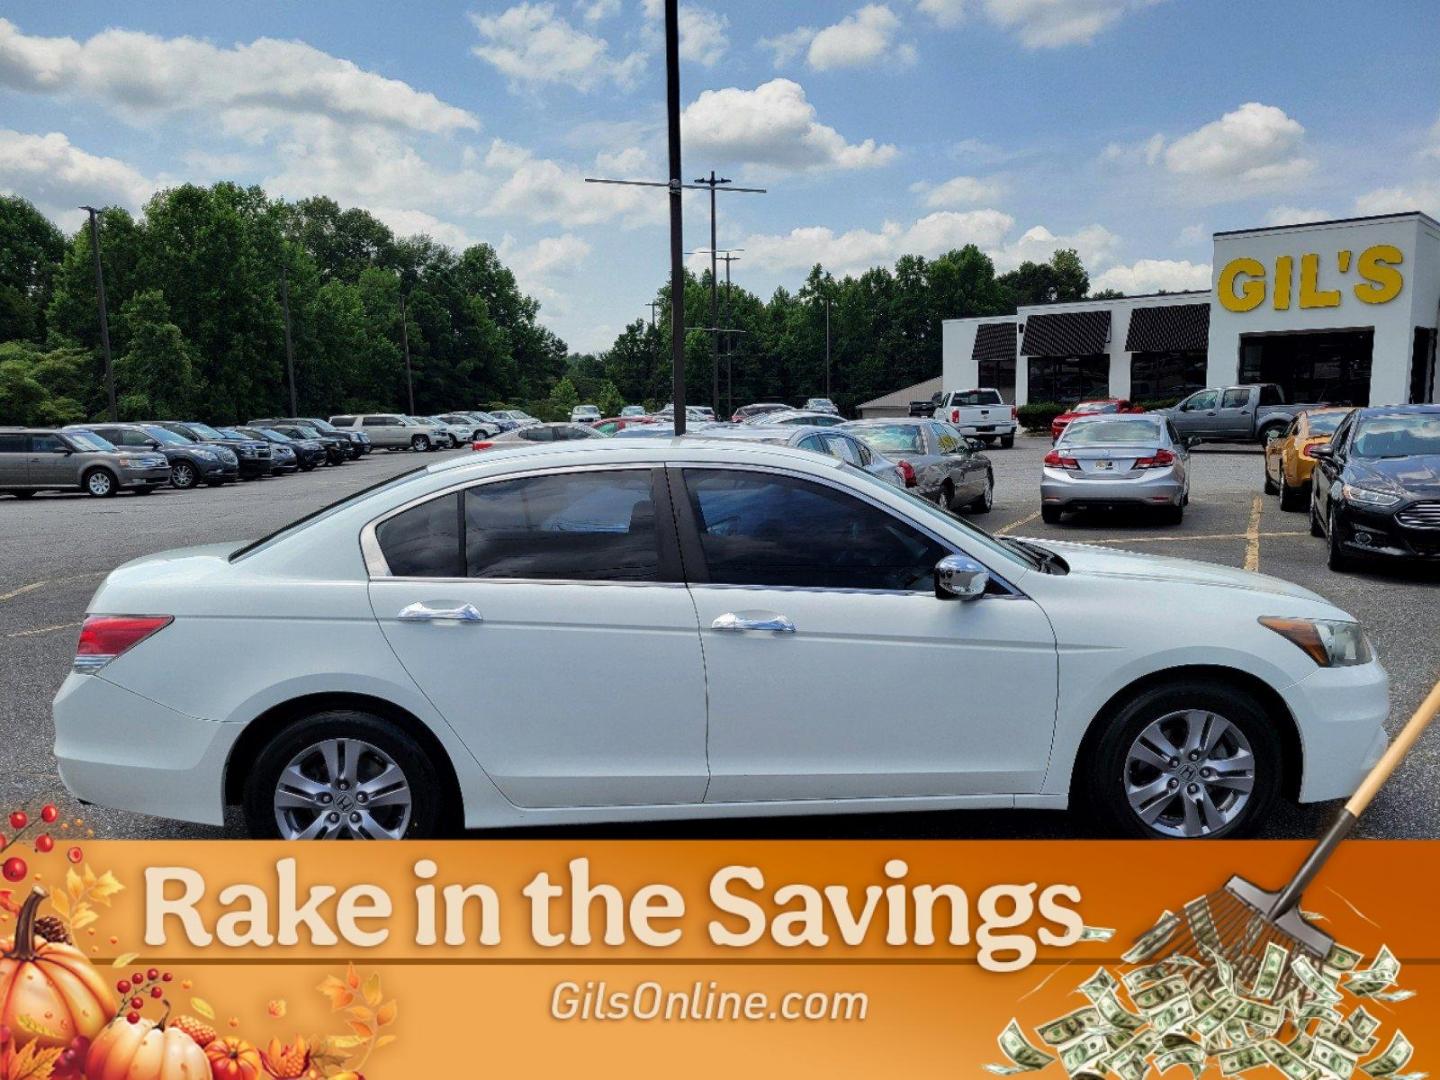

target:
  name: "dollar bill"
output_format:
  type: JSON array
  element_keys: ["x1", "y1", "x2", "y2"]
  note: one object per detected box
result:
[
  {"x1": 1094, "y1": 990, "x2": 1147, "y2": 1034},
  {"x1": 1366, "y1": 990, "x2": 1416, "y2": 1003},
  {"x1": 1232, "y1": 998, "x2": 1284, "y2": 1034},
  {"x1": 1123, "y1": 964, "x2": 1171, "y2": 992},
  {"x1": 1123, "y1": 912, "x2": 1180, "y2": 965},
  {"x1": 1345, "y1": 947, "x2": 1400, "y2": 996},
  {"x1": 1078, "y1": 967, "x2": 1119, "y2": 1003},
  {"x1": 1186, "y1": 898, "x2": 1221, "y2": 952},
  {"x1": 1060, "y1": 1033, "x2": 1112, "y2": 1075},
  {"x1": 1037, "y1": 1007, "x2": 1104, "y2": 1047},
  {"x1": 1293, "y1": 955, "x2": 1345, "y2": 1006},
  {"x1": 1203, "y1": 944, "x2": 1237, "y2": 993},
  {"x1": 1079, "y1": 925, "x2": 1116, "y2": 942},
  {"x1": 1150, "y1": 995, "x2": 1196, "y2": 1034},
  {"x1": 1194, "y1": 998, "x2": 1242, "y2": 1039},
  {"x1": 1219, "y1": 1045, "x2": 1269, "y2": 1076},
  {"x1": 1251, "y1": 941, "x2": 1290, "y2": 1001},
  {"x1": 1313, "y1": 1037, "x2": 1360, "y2": 1080},
  {"x1": 1156, "y1": 1045, "x2": 1206, "y2": 1078},
  {"x1": 988, "y1": 1019, "x2": 1058, "y2": 1075},
  {"x1": 1263, "y1": 1038, "x2": 1319, "y2": 1080},
  {"x1": 1132, "y1": 975, "x2": 1189, "y2": 1014},
  {"x1": 1324, "y1": 943, "x2": 1364, "y2": 972},
  {"x1": 1349, "y1": 1008, "x2": 1382, "y2": 1040},
  {"x1": 1320, "y1": 1022, "x2": 1379, "y2": 1059},
  {"x1": 1361, "y1": 1032, "x2": 1413, "y2": 1078}
]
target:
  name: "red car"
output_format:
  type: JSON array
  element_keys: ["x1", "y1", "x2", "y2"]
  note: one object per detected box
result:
[
  {"x1": 1050, "y1": 398, "x2": 1143, "y2": 441},
  {"x1": 591, "y1": 416, "x2": 660, "y2": 435}
]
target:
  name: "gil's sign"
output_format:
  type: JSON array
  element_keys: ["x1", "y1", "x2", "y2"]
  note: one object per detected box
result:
[{"x1": 1217, "y1": 244, "x2": 1404, "y2": 312}]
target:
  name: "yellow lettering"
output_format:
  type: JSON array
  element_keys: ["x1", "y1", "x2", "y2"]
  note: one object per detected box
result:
[
  {"x1": 1273, "y1": 255, "x2": 1293, "y2": 310},
  {"x1": 1298, "y1": 253, "x2": 1340, "y2": 309},
  {"x1": 1218, "y1": 258, "x2": 1265, "y2": 312},
  {"x1": 1354, "y1": 244, "x2": 1404, "y2": 304}
]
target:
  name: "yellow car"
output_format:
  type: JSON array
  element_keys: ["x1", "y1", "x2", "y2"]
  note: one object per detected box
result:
[{"x1": 1263, "y1": 406, "x2": 1352, "y2": 510}]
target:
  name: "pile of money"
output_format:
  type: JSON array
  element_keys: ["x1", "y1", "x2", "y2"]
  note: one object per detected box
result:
[{"x1": 986, "y1": 907, "x2": 1421, "y2": 1080}]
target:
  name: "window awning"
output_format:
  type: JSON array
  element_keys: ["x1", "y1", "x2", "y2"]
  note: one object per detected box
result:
[
  {"x1": 1020, "y1": 310, "x2": 1111, "y2": 357},
  {"x1": 971, "y1": 322, "x2": 1018, "y2": 361},
  {"x1": 1125, "y1": 303, "x2": 1210, "y2": 352}
]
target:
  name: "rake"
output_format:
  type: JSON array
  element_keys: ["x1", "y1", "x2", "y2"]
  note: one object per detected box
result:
[{"x1": 1132, "y1": 678, "x2": 1440, "y2": 1003}]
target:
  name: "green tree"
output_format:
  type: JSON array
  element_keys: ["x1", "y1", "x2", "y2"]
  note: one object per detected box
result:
[
  {"x1": 0, "y1": 196, "x2": 66, "y2": 343},
  {"x1": 113, "y1": 290, "x2": 199, "y2": 418},
  {"x1": 0, "y1": 342, "x2": 92, "y2": 424},
  {"x1": 545, "y1": 375, "x2": 579, "y2": 420}
]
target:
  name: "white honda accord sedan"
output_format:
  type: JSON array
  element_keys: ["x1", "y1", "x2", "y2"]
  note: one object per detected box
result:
[{"x1": 53, "y1": 439, "x2": 1389, "y2": 840}]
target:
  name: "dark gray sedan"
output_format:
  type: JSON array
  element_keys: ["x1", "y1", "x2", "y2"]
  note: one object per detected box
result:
[{"x1": 841, "y1": 418, "x2": 993, "y2": 513}]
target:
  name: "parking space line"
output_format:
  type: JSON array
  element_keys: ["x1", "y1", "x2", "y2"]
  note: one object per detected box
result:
[
  {"x1": 0, "y1": 581, "x2": 47, "y2": 603},
  {"x1": 998, "y1": 510, "x2": 1041, "y2": 535},
  {"x1": 1244, "y1": 494, "x2": 1264, "y2": 572},
  {"x1": 1088, "y1": 530, "x2": 1306, "y2": 546},
  {"x1": 6, "y1": 621, "x2": 82, "y2": 638}
]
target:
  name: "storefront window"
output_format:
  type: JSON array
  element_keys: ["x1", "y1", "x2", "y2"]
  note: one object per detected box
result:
[
  {"x1": 978, "y1": 357, "x2": 1016, "y2": 401},
  {"x1": 1238, "y1": 330, "x2": 1373, "y2": 406},
  {"x1": 1129, "y1": 350, "x2": 1207, "y2": 403},
  {"x1": 1026, "y1": 355, "x2": 1108, "y2": 404}
]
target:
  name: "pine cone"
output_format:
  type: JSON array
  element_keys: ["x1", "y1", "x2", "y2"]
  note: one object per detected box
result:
[{"x1": 33, "y1": 914, "x2": 70, "y2": 944}]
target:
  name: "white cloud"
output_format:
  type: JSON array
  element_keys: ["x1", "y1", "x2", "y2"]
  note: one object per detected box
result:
[
  {"x1": 914, "y1": 0, "x2": 1158, "y2": 46},
  {"x1": 682, "y1": 79, "x2": 899, "y2": 172},
  {"x1": 1160, "y1": 103, "x2": 1313, "y2": 190},
  {"x1": 1093, "y1": 258, "x2": 1211, "y2": 294},
  {"x1": 640, "y1": 0, "x2": 731, "y2": 67},
  {"x1": 482, "y1": 139, "x2": 663, "y2": 226},
  {"x1": 1352, "y1": 183, "x2": 1440, "y2": 217},
  {"x1": 470, "y1": 4, "x2": 645, "y2": 91},
  {"x1": 575, "y1": 0, "x2": 622, "y2": 21},
  {"x1": 741, "y1": 210, "x2": 1014, "y2": 277},
  {"x1": 913, "y1": 174, "x2": 1005, "y2": 207},
  {"x1": 368, "y1": 207, "x2": 476, "y2": 250},
  {"x1": 1177, "y1": 223, "x2": 1207, "y2": 244},
  {"x1": 993, "y1": 223, "x2": 1121, "y2": 272},
  {"x1": 808, "y1": 6, "x2": 914, "y2": 70},
  {"x1": 1263, "y1": 206, "x2": 1332, "y2": 227},
  {"x1": 0, "y1": 129, "x2": 152, "y2": 226},
  {"x1": 499, "y1": 232, "x2": 594, "y2": 320},
  {"x1": 757, "y1": 26, "x2": 817, "y2": 67},
  {"x1": 0, "y1": 18, "x2": 477, "y2": 135},
  {"x1": 1425, "y1": 113, "x2": 1440, "y2": 159}
]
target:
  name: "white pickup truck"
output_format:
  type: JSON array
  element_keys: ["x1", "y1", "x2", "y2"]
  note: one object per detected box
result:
[{"x1": 911, "y1": 388, "x2": 1017, "y2": 447}]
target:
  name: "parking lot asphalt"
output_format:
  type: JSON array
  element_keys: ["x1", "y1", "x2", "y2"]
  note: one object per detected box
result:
[{"x1": 2, "y1": 436, "x2": 1437, "y2": 841}]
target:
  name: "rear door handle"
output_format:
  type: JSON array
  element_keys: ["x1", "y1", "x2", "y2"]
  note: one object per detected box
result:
[
  {"x1": 712, "y1": 612, "x2": 796, "y2": 633},
  {"x1": 397, "y1": 602, "x2": 483, "y2": 623}
]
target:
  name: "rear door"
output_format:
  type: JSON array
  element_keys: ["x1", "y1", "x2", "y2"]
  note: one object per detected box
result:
[
  {"x1": 0, "y1": 433, "x2": 28, "y2": 487},
  {"x1": 1216, "y1": 387, "x2": 1256, "y2": 439}
]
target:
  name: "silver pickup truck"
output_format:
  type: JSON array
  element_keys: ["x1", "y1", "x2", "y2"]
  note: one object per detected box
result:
[{"x1": 1158, "y1": 383, "x2": 1326, "y2": 446}]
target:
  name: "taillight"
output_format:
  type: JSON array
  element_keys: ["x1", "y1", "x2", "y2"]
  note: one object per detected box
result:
[
  {"x1": 1043, "y1": 450, "x2": 1079, "y2": 470},
  {"x1": 1301, "y1": 442, "x2": 1324, "y2": 459},
  {"x1": 1135, "y1": 449, "x2": 1176, "y2": 469},
  {"x1": 471, "y1": 441, "x2": 493, "y2": 451},
  {"x1": 74, "y1": 615, "x2": 172, "y2": 674},
  {"x1": 897, "y1": 459, "x2": 917, "y2": 487},
  {"x1": 950, "y1": 408, "x2": 960, "y2": 423},
  {"x1": 1011, "y1": 405, "x2": 1018, "y2": 420}
]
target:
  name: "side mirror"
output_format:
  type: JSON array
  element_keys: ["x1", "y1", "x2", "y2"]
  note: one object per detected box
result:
[
  {"x1": 1309, "y1": 444, "x2": 1334, "y2": 461},
  {"x1": 54, "y1": 447, "x2": 72, "y2": 455},
  {"x1": 147, "y1": 440, "x2": 162, "y2": 449},
  {"x1": 935, "y1": 554, "x2": 989, "y2": 601}
]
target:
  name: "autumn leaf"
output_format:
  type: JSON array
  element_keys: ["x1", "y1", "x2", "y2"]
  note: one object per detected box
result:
[
  {"x1": 344, "y1": 962, "x2": 360, "y2": 990},
  {"x1": 346, "y1": 1020, "x2": 374, "y2": 1040},
  {"x1": 15, "y1": 1014, "x2": 64, "y2": 1040},
  {"x1": 5, "y1": 1041, "x2": 63, "y2": 1080},
  {"x1": 46, "y1": 892, "x2": 67, "y2": 919},
  {"x1": 375, "y1": 1000, "x2": 397, "y2": 1027},
  {"x1": 345, "y1": 1006, "x2": 373, "y2": 1024},
  {"x1": 324, "y1": 1035, "x2": 366, "y2": 1052},
  {"x1": 70, "y1": 907, "x2": 98, "y2": 932},
  {"x1": 361, "y1": 972, "x2": 382, "y2": 1007},
  {"x1": 90, "y1": 870, "x2": 124, "y2": 905},
  {"x1": 65, "y1": 869, "x2": 83, "y2": 902},
  {"x1": 191, "y1": 997, "x2": 216, "y2": 1020},
  {"x1": 317, "y1": 975, "x2": 354, "y2": 1011},
  {"x1": 375, "y1": 1034, "x2": 398, "y2": 1050},
  {"x1": 111, "y1": 952, "x2": 138, "y2": 968}
]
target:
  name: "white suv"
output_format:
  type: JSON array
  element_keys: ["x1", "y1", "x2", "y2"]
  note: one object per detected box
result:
[
  {"x1": 54, "y1": 440, "x2": 1386, "y2": 840},
  {"x1": 570, "y1": 405, "x2": 601, "y2": 423}
]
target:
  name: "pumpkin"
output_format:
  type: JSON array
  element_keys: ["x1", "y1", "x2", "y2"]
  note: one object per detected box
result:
[
  {"x1": 206, "y1": 1035, "x2": 264, "y2": 1080},
  {"x1": 86, "y1": 1012, "x2": 210, "y2": 1080},
  {"x1": 0, "y1": 888, "x2": 115, "y2": 1049}
]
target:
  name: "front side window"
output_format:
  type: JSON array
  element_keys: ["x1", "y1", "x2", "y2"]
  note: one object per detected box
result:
[
  {"x1": 362, "y1": 417, "x2": 389, "y2": 427},
  {"x1": 30, "y1": 434, "x2": 65, "y2": 452},
  {"x1": 1184, "y1": 390, "x2": 1219, "y2": 411},
  {"x1": 682, "y1": 469, "x2": 947, "y2": 591},
  {"x1": 186, "y1": 423, "x2": 225, "y2": 439},
  {"x1": 518, "y1": 427, "x2": 554, "y2": 442}
]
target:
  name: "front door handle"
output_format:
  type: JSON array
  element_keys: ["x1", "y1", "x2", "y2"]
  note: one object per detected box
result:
[
  {"x1": 397, "y1": 602, "x2": 483, "y2": 623},
  {"x1": 712, "y1": 612, "x2": 796, "y2": 633}
]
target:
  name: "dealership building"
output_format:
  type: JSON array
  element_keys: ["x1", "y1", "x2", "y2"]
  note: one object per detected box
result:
[{"x1": 942, "y1": 211, "x2": 1440, "y2": 409}]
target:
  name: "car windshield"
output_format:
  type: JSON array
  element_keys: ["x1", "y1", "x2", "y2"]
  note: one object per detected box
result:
[
  {"x1": 293, "y1": 426, "x2": 321, "y2": 438},
  {"x1": 252, "y1": 429, "x2": 289, "y2": 443},
  {"x1": 849, "y1": 424, "x2": 924, "y2": 455},
  {"x1": 1305, "y1": 411, "x2": 1348, "y2": 435},
  {"x1": 1072, "y1": 401, "x2": 1117, "y2": 414},
  {"x1": 1351, "y1": 415, "x2": 1440, "y2": 458},
  {"x1": 304, "y1": 419, "x2": 341, "y2": 433},
  {"x1": 1060, "y1": 418, "x2": 1163, "y2": 446},
  {"x1": 186, "y1": 422, "x2": 227, "y2": 439},
  {"x1": 67, "y1": 431, "x2": 114, "y2": 451},
  {"x1": 215, "y1": 428, "x2": 245, "y2": 439},
  {"x1": 142, "y1": 425, "x2": 190, "y2": 446}
]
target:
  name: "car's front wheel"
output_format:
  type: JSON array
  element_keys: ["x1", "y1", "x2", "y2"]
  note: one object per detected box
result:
[
  {"x1": 1327, "y1": 506, "x2": 1354, "y2": 572},
  {"x1": 171, "y1": 461, "x2": 198, "y2": 489},
  {"x1": 82, "y1": 468, "x2": 117, "y2": 498},
  {"x1": 411, "y1": 434, "x2": 432, "y2": 453},
  {"x1": 1082, "y1": 680, "x2": 1281, "y2": 839},
  {"x1": 242, "y1": 710, "x2": 445, "y2": 839},
  {"x1": 1279, "y1": 476, "x2": 1306, "y2": 511},
  {"x1": 969, "y1": 472, "x2": 993, "y2": 514}
]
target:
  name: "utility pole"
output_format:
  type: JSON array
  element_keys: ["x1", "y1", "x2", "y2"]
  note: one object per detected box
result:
[
  {"x1": 825, "y1": 295, "x2": 832, "y2": 400},
  {"x1": 718, "y1": 251, "x2": 741, "y2": 416},
  {"x1": 694, "y1": 171, "x2": 727, "y2": 415},
  {"x1": 398, "y1": 288, "x2": 415, "y2": 416},
  {"x1": 80, "y1": 206, "x2": 117, "y2": 421},
  {"x1": 280, "y1": 265, "x2": 297, "y2": 416},
  {"x1": 647, "y1": 300, "x2": 661, "y2": 328}
]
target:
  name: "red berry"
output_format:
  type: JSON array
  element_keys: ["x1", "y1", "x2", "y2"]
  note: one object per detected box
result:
[
  {"x1": 41, "y1": 805, "x2": 58, "y2": 824},
  {"x1": 161, "y1": 972, "x2": 173, "y2": 982},
  {"x1": 35, "y1": 834, "x2": 54, "y2": 853},
  {"x1": 131, "y1": 972, "x2": 144, "y2": 985},
  {"x1": 147, "y1": 967, "x2": 159, "y2": 981},
  {"x1": 66, "y1": 846, "x2": 83, "y2": 864},
  {"x1": 116, "y1": 980, "x2": 130, "y2": 994},
  {"x1": 2, "y1": 857, "x2": 26, "y2": 882},
  {"x1": 130, "y1": 996, "x2": 143, "y2": 1010},
  {"x1": 0, "y1": 1024, "x2": 11, "y2": 1044},
  {"x1": 150, "y1": 987, "x2": 162, "y2": 999},
  {"x1": 8, "y1": 811, "x2": 26, "y2": 831},
  {"x1": 126, "y1": 1012, "x2": 140, "y2": 1024}
]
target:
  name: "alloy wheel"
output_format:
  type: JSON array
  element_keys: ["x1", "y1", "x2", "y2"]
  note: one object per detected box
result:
[
  {"x1": 172, "y1": 463, "x2": 195, "y2": 489},
  {"x1": 1122, "y1": 709, "x2": 1255, "y2": 838},
  {"x1": 86, "y1": 471, "x2": 113, "y2": 497},
  {"x1": 272, "y1": 737, "x2": 413, "y2": 839}
]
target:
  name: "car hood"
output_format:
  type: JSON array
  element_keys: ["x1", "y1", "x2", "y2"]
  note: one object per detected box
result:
[
  {"x1": 1030, "y1": 538, "x2": 1330, "y2": 604},
  {"x1": 1348, "y1": 455, "x2": 1440, "y2": 498}
]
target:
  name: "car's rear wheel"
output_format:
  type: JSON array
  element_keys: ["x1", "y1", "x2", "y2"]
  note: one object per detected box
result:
[
  {"x1": 969, "y1": 472, "x2": 994, "y2": 514},
  {"x1": 243, "y1": 710, "x2": 445, "y2": 839},
  {"x1": 411, "y1": 434, "x2": 431, "y2": 453},
  {"x1": 82, "y1": 468, "x2": 116, "y2": 498},
  {"x1": 171, "y1": 462, "x2": 198, "y2": 490},
  {"x1": 1000, "y1": 434, "x2": 1014, "y2": 449},
  {"x1": 1041, "y1": 504, "x2": 1062, "y2": 524},
  {"x1": 1082, "y1": 680, "x2": 1280, "y2": 839}
]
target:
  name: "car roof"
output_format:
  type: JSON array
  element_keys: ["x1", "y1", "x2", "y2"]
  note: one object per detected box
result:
[
  {"x1": 1350, "y1": 405, "x2": 1440, "y2": 420},
  {"x1": 843, "y1": 416, "x2": 929, "y2": 426}
]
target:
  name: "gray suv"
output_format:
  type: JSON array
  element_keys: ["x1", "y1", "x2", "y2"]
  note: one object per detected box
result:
[{"x1": 0, "y1": 427, "x2": 171, "y2": 498}]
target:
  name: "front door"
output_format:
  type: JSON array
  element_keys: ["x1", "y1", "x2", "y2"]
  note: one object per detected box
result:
[
  {"x1": 27, "y1": 434, "x2": 74, "y2": 485},
  {"x1": 367, "y1": 466, "x2": 708, "y2": 809},
  {"x1": 674, "y1": 467, "x2": 1058, "y2": 802},
  {"x1": 1173, "y1": 389, "x2": 1221, "y2": 437}
]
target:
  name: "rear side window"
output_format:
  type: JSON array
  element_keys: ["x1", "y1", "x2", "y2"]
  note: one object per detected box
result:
[
  {"x1": 29, "y1": 434, "x2": 63, "y2": 453},
  {"x1": 0, "y1": 434, "x2": 24, "y2": 453},
  {"x1": 518, "y1": 427, "x2": 554, "y2": 442},
  {"x1": 331, "y1": 416, "x2": 356, "y2": 426},
  {"x1": 1221, "y1": 389, "x2": 1250, "y2": 408},
  {"x1": 682, "y1": 469, "x2": 946, "y2": 591},
  {"x1": 362, "y1": 417, "x2": 388, "y2": 427},
  {"x1": 375, "y1": 493, "x2": 463, "y2": 577},
  {"x1": 1259, "y1": 385, "x2": 1284, "y2": 406}
]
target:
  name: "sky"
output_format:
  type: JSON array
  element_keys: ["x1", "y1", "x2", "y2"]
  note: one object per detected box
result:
[{"x1": 1, "y1": 0, "x2": 1438, "y2": 355}]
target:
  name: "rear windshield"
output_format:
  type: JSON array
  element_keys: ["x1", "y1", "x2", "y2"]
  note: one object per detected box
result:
[
  {"x1": 952, "y1": 390, "x2": 1003, "y2": 406},
  {"x1": 1304, "y1": 411, "x2": 1347, "y2": 435},
  {"x1": 849, "y1": 424, "x2": 925, "y2": 455},
  {"x1": 1072, "y1": 401, "x2": 1117, "y2": 414},
  {"x1": 1060, "y1": 418, "x2": 1163, "y2": 445},
  {"x1": 186, "y1": 422, "x2": 226, "y2": 439}
]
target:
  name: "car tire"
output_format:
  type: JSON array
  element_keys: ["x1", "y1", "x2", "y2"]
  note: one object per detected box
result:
[
  {"x1": 1000, "y1": 434, "x2": 1015, "y2": 449},
  {"x1": 938, "y1": 480, "x2": 954, "y2": 512},
  {"x1": 11, "y1": 490, "x2": 35, "y2": 499},
  {"x1": 1081, "y1": 679, "x2": 1281, "y2": 839},
  {"x1": 171, "y1": 462, "x2": 198, "y2": 490},
  {"x1": 1158, "y1": 504, "x2": 1183, "y2": 525},
  {"x1": 82, "y1": 468, "x2": 117, "y2": 498},
  {"x1": 242, "y1": 710, "x2": 447, "y2": 840},
  {"x1": 299, "y1": 461, "x2": 316, "y2": 472},
  {"x1": 1262, "y1": 465, "x2": 1278, "y2": 495},
  {"x1": 1041, "y1": 505, "x2": 1062, "y2": 524},
  {"x1": 1279, "y1": 478, "x2": 1306, "y2": 511},
  {"x1": 1310, "y1": 493, "x2": 1325, "y2": 537},
  {"x1": 969, "y1": 472, "x2": 994, "y2": 514},
  {"x1": 411, "y1": 435, "x2": 432, "y2": 453},
  {"x1": 1327, "y1": 506, "x2": 1354, "y2": 572}
]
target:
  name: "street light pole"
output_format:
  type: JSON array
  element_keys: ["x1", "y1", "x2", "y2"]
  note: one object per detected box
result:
[
  {"x1": 825, "y1": 296, "x2": 832, "y2": 400},
  {"x1": 662, "y1": 0, "x2": 687, "y2": 434},
  {"x1": 719, "y1": 251, "x2": 740, "y2": 416},
  {"x1": 398, "y1": 289, "x2": 415, "y2": 416},
  {"x1": 692, "y1": 170, "x2": 731, "y2": 415},
  {"x1": 80, "y1": 206, "x2": 117, "y2": 421},
  {"x1": 280, "y1": 265, "x2": 297, "y2": 416}
]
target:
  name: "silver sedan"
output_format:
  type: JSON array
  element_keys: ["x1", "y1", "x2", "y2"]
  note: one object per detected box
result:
[
  {"x1": 840, "y1": 418, "x2": 993, "y2": 514},
  {"x1": 1040, "y1": 414, "x2": 1190, "y2": 525}
]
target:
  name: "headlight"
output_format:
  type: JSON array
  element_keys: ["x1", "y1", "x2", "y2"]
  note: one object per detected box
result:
[
  {"x1": 1259, "y1": 617, "x2": 1373, "y2": 667},
  {"x1": 1342, "y1": 484, "x2": 1402, "y2": 508},
  {"x1": 192, "y1": 448, "x2": 217, "y2": 460},
  {"x1": 118, "y1": 454, "x2": 142, "y2": 465}
]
